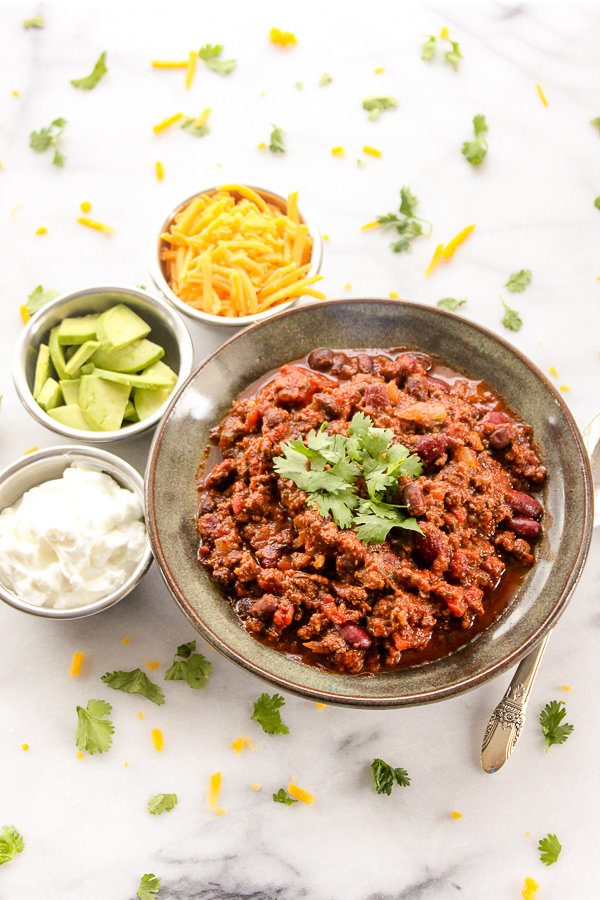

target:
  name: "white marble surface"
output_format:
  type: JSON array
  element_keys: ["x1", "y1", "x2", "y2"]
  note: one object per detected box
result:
[{"x1": 2, "y1": 1, "x2": 600, "y2": 897}]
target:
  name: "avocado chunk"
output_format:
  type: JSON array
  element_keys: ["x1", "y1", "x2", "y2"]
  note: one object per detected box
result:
[
  {"x1": 37, "y1": 377, "x2": 63, "y2": 412},
  {"x1": 59, "y1": 379, "x2": 81, "y2": 405},
  {"x1": 79, "y1": 375, "x2": 130, "y2": 431},
  {"x1": 48, "y1": 404, "x2": 96, "y2": 431},
  {"x1": 57, "y1": 314, "x2": 100, "y2": 345},
  {"x1": 33, "y1": 344, "x2": 52, "y2": 400},
  {"x1": 90, "y1": 339, "x2": 164, "y2": 373},
  {"x1": 123, "y1": 401, "x2": 140, "y2": 423},
  {"x1": 95, "y1": 304, "x2": 151, "y2": 352},
  {"x1": 64, "y1": 341, "x2": 100, "y2": 377},
  {"x1": 90, "y1": 367, "x2": 173, "y2": 389},
  {"x1": 133, "y1": 361, "x2": 178, "y2": 421},
  {"x1": 49, "y1": 327, "x2": 70, "y2": 381}
]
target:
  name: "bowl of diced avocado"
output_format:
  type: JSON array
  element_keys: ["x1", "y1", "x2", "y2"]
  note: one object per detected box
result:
[{"x1": 14, "y1": 286, "x2": 194, "y2": 441}]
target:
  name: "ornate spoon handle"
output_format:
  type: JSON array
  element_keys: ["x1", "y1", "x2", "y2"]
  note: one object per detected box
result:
[{"x1": 481, "y1": 633, "x2": 550, "y2": 773}]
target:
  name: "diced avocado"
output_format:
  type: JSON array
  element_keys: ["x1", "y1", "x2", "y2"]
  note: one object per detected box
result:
[
  {"x1": 95, "y1": 304, "x2": 151, "y2": 352},
  {"x1": 90, "y1": 367, "x2": 173, "y2": 389},
  {"x1": 33, "y1": 344, "x2": 52, "y2": 400},
  {"x1": 49, "y1": 327, "x2": 70, "y2": 381},
  {"x1": 48, "y1": 404, "x2": 96, "y2": 431},
  {"x1": 80, "y1": 363, "x2": 95, "y2": 375},
  {"x1": 142, "y1": 359, "x2": 178, "y2": 385},
  {"x1": 79, "y1": 375, "x2": 130, "y2": 431},
  {"x1": 57, "y1": 314, "x2": 100, "y2": 345},
  {"x1": 59, "y1": 379, "x2": 81, "y2": 405},
  {"x1": 133, "y1": 363, "x2": 178, "y2": 422},
  {"x1": 37, "y1": 377, "x2": 63, "y2": 412},
  {"x1": 64, "y1": 340, "x2": 100, "y2": 377},
  {"x1": 123, "y1": 400, "x2": 137, "y2": 419},
  {"x1": 90, "y1": 339, "x2": 165, "y2": 373}
]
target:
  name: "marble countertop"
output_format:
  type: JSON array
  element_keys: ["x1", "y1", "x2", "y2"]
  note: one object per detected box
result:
[{"x1": 2, "y1": 1, "x2": 600, "y2": 898}]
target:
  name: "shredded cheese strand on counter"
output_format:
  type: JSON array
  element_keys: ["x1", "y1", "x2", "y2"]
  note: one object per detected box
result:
[
  {"x1": 536, "y1": 83, "x2": 548, "y2": 106},
  {"x1": 152, "y1": 60, "x2": 188, "y2": 68},
  {"x1": 185, "y1": 51, "x2": 198, "y2": 89},
  {"x1": 153, "y1": 112, "x2": 184, "y2": 134},
  {"x1": 441, "y1": 224, "x2": 475, "y2": 259},
  {"x1": 77, "y1": 217, "x2": 114, "y2": 234},
  {"x1": 363, "y1": 145, "x2": 382, "y2": 157},
  {"x1": 70, "y1": 652, "x2": 84, "y2": 676},
  {"x1": 287, "y1": 782, "x2": 314, "y2": 804},
  {"x1": 207, "y1": 772, "x2": 227, "y2": 815},
  {"x1": 155, "y1": 161, "x2": 164, "y2": 181},
  {"x1": 151, "y1": 728, "x2": 164, "y2": 751}
]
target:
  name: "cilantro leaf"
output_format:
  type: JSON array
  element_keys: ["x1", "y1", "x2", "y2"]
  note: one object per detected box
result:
[
  {"x1": 199, "y1": 44, "x2": 236, "y2": 75},
  {"x1": 591, "y1": 117, "x2": 600, "y2": 133},
  {"x1": 370, "y1": 758, "x2": 411, "y2": 795},
  {"x1": 319, "y1": 73, "x2": 332, "y2": 86},
  {"x1": 23, "y1": 16, "x2": 44, "y2": 28},
  {"x1": 538, "y1": 833, "x2": 561, "y2": 866},
  {"x1": 137, "y1": 873, "x2": 161, "y2": 900},
  {"x1": 355, "y1": 501, "x2": 422, "y2": 545},
  {"x1": 181, "y1": 118, "x2": 210, "y2": 137},
  {"x1": 437, "y1": 297, "x2": 466, "y2": 311},
  {"x1": 75, "y1": 699, "x2": 114, "y2": 754},
  {"x1": 101, "y1": 669, "x2": 165, "y2": 706},
  {"x1": 505, "y1": 269, "x2": 531, "y2": 292},
  {"x1": 501, "y1": 297, "x2": 522, "y2": 332},
  {"x1": 0, "y1": 826, "x2": 24, "y2": 866},
  {"x1": 421, "y1": 36, "x2": 436, "y2": 60},
  {"x1": 148, "y1": 793, "x2": 178, "y2": 815},
  {"x1": 595, "y1": 196, "x2": 600, "y2": 210},
  {"x1": 27, "y1": 285, "x2": 58, "y2": 315},
  {"x1": 473, "y1": 114, "x2": 488, "y2": 136},
  {"x1": 273, "y1": 788, "x2": 298, "y2": 805},
  {"x1": 399, "y1": 186, "x2": 419, "y2": 217},
  {"x1": 374, "y1": 187, "x2": 431, "y2": 254},
  {"x1": 175, "y1": 640, "x2": 196, "y2": 659},
  {"x1": 269, "y1": 125, "x2": 286, "y2": 153},
  {"x1": 540, "y1": 700, "x2": 573, "y2": 751},
  {"x1": 164, "y1": 652, "x2": 211, "y2": 689},
  {"x1": 462, "y1": 114, "x2": 488, "y2": 166},
  {"x1": 30, "y1": 118, "x2": 66, "y2": 167},
  {"x1": 445, "y1": 41, "x2": 463, "y2": 71},
  {"x1": 363, "y1": 96, "x2": 399, "y2": 121},
  {"x1": 376, "y1": 213, "x2": 400, "y2": 226},
  {"x1": 251, "y1": 693, "x2": 289, "y2": 735},
  {"x1": 71, "y1": 51, "x2": 107, "y2": 90}
]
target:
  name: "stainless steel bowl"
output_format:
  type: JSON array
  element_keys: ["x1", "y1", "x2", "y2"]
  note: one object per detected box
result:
[
  {"x1": 147, "y1": 185, "x2": 323, "y2": 328},
  {"x1": 0, "y1": 445, "x2": 152, "y2": 618},
  {"x1": 13, "y1": 285, "x2": 194, "y2": 442}
]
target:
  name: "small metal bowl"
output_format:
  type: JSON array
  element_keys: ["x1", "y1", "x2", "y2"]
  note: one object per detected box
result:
[
  {"x1": 147, "y1": 185, "x2": 323, "y2": 329},
  {"x1": 13, "y1": 285, "x2": 194, "y2": 442},
  {"x1": 0, "y1": 445, "x2": 152, "y2": 618}
]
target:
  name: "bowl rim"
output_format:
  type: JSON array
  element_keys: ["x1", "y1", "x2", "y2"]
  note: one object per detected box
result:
[
  {"x1": 13, "y1": 284, "x2": 194, "y2": 443},
  {"x1": 147, "y1": 183, "x2": 323, "y2": 329},
  {"x1": 145, "y1": 297, "x2": 593, "y2": 707},
  {"x1": 0, "y1": 444, "x2": 153, "y2": 618}
]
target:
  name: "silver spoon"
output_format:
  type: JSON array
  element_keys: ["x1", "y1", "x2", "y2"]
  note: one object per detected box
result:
[{"x1": 481, "y1": 412, "x2": 600, "y2": 773}]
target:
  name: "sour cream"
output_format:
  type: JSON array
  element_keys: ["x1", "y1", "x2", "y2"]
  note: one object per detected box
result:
[{"x1": 0, "y1": 464, "x2": 146, "y2": 609}]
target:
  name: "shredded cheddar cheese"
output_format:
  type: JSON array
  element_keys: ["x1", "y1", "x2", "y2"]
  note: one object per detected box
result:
[
  {"x1": 77, "y1": 217, "x2": 114, "y2": 234},
  {"x1": 160, "y1": 185, "x2": 324, "y2": 318},
  {"x1": 147, "y1": 661, "x2": 159, "y2": 670},
  {"x1": 522, "y1": 877, "x2": 539, "y2": 899},
  {"x1": 287, "y1": 782, "x2": 314, "y2": 804},
  {"x1": 549, "y1": 366, "x2": 558, "y2": 378},
  {"x1": 525, "y1": 831, "x2": 531, "y2": 836},
  {"x1": 536, "y1": 83, "x2": 548, "y2": 107},
  {"x1": 331, "y1": 146, "x2": 345, "y2": 156},
  {"x1": 425, "y1": 243, "x2": 445, "y2": 275},
  {"x1": 80, "y1": 201, "x2": 92, "y2": 213},
  {"x1": 451, "y1": 811, "x2": 462, "y2": 819},
  {"x1": 124, "y1": 762, "x2": 129, "y2": 768},
  {"x1": 24, "y1": 447, "x2": 39, "y2": 455},
  {"x1": 22, "y1": 744, "x2": 29, "y2": 751},
  {"x1": 361, "y1": 221, "x2": 380, "y2": 231},
  {"x1": 316, "y1": 703, "x2": 326, "y2": 709},
  {"x1": 185, "y1": 50, "x2": 198, "y2": 89},
  {"x1": 442, "y1": 224, "x2": 476, "y2": 259},
  {"x1": 560, "y1": 385, "x2": 570, "y2": 392},
  {"x1": 440, "y1": 26, "x2": 449, "y2": 39},
  {"x1": 36, "y1": 227, "x2": 47, "y2": 235},
  {"x1": 122, "y1": 637, "x2": 130, "y2": 644},
  {"x1": 152, "y1": 60, "x2": 188, "y2": 68},
  {"x1": 77, "y1": 751, "x2": 85, "y2": 760},
  {"x1": 12, "y1": 204, "x2": 22, "y2": 220},
  {"x1": 363, "y1": 145, "x2": 382, "y2": 157},
  {"x1": 20, "y1": 305, "x2": 30, "y2": 324},
  {"x1": 151, "y1": 728, "x2": 164, "y2": 751},
  {"x1": 257, "y1": 142, "x2": 267, "y2": 150},
  {"x1": 252, "y1": 783, "x2": 260, "y2": 791},
  {"x1": 344, "y1": 283, "x2": 352, "y2": 289},
  {"x1": 374, "y1": 67, "x2": 384, "y2": 74},
  {"x1": 138, "y1": 711, "x2": 143, "y2": 720},
  {"x1": 323, "y1": 234, "x2": 330, "y2": 241},
  {"x1": 155, "y1": 161, "x2": 164, "y2": 181},
  {"x1": 562, "y1": 685, "x2": 572, "y2": 691},
  {"x1": 231, "y1": 737, "x2": 256, "y2": 754},
  {"x1": 389, "y1": 292, "x2": 399, "y2": 299},
  {"x1": 207, "y1": 771, "x2": 227, "y2": 815},
  {"x1": 153, "y1": 112, "x2": 184, "y2": 134},
  {"x1": 70, "y1": 652, "x2": 84, "y2": 676},
  {"x1": 13, "y1": 90, "x2": 19, "y2": 97},
  {"x1": 270, "y1": 28, "x2": 297, "y2": 46}
]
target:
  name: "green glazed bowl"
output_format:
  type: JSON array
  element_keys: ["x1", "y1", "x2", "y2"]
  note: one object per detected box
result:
[{"x1": 145, "y1": 300, "x2": 593, "y2": 707}]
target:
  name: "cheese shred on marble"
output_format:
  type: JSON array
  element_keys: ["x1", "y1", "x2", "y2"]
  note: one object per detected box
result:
[
  {"x1": 522, "y1": 876, "x2": 539, "y2": 899},
  {"x1": 207, "y1": 772, "x2": 227, "y2": 815},
  {"x1": 70, "y1": 652, "x2": 84, "y2": 676},
  {"x1": 287, "y1": 783, "x2": 314, "y2": 804}
]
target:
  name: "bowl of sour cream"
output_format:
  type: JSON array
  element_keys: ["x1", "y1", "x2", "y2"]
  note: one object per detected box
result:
[{"x1": 0, "y1": 445, "x2": 152, "y2": 618}]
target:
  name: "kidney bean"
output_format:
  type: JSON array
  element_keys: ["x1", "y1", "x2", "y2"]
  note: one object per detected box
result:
[
  {"x1": 402, "y1": 483, "x2": 427, "y2": 516},
  {"x1": 198, "y1": 493, "x2": 216, "y2": 514},
  {"x1": 489, "y1": 426, "x2": 512, "y2": 450},
  {"x1": 416, "y1": 433, "x2": 448, "y2": 464},
  {"x1": 507, "y1": 517, "x2": 541, "y2": 538},
  {"x1": 330, "y1": 353, "x2": 349, "y2": 375},
  {"x1": 426, "y1": 376, "x2": 450, "y2": 394},
  {"x1": 405, "y1": 375, "x2": 429, "y2": 401},
  {"x1": 357, "y1": 353, "x2": 374, "y2": 374},
  {"x1": 250, "y1": 595, "x2": 279, "y2": 619},
  {"x1": 483, "y1": 410, "x2": 510, "y2": 425},
  {"x1": 414, "y1": 524, "x2": 445, "y2": 564},
  {"x1": 314, "y1": 392, "x2": 342, "y2": 417},
  {"x1": 335, "y1": 621, "x2": 372, "y2": 649},
  {"x1": 506, "y1": 490, "x2": 543, "y2": 519},
  {"x1": 307, "y1": 349, "x2": 333, "y2": 371}
]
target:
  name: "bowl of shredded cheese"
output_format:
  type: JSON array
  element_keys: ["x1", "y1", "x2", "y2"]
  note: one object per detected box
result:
[{"x1": 148, "y1": 184, "x2": 325, "y2": 327}]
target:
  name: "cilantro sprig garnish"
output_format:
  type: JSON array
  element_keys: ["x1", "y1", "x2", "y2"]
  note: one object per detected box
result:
[
  {"x1": 505, "y1": 269, "x2": 531, "y2": 292},
  {"x1": 30, "y1": 118, "x2": 67, "y2": 167},
  {"x1": 540, "y1": 700, "x2": 573, "y2": 751},
  {"x1": 273, "y1": 411, "x2": 423, "y2": 545},
  {"x1": 148, "y1": 793, "x2": 178, "y2": 815},
  {"x1": 370, "y1": 758, "x2": 411, "y2": 795},
  {"x1": 421, "y1": 30, "x2": 463, "y2": 70},
  {"x1": 27, "y1": 285, "x2": 58, "y2": 315},
  {"x1": 137, "y1": 873, "x2": 161, "y2": 900},
  {"x1": 101, "y1": 669, "x2": 165, "y2": 706},
  {"x1": 437, "y1": 297, "x2": 466, "y2": 311},
  {"x1": 71, "y1": 51, "x2": 107, "y2": 90},
  {"x1": 0, "y1": 826, "x2": 24, "y2": 866},
  {"x1": 181, "y1": 118, "x2": 210, "y2": 137},
  {"x1": 591, "y1": 117, "x2": 600, "y2": 133},
  {"x1": 374, "y1": 187, "x2": 432, "y2": 254},
  {"x1": 251, "y1": 693, "x2": 289, "y2": 735},
  {"x1": 538, "y1": 833, "x2": 562, "y2": 865},
  {"x1": 462, "y1": 114, "x2": 488, "y2": 166},
  {"x1": 23, "y1": 16, "x2": 44, "y2": 28},
  {"x1": 273, "y1": 788, "x2": 298, "y2": 805},
  {"x1": 164, "y1": 640, "x2": 212, "y2": 690},
  {"x1": 198, "y1": 44, "x2": 236, "y2": 75},
  {"x1": 269, "y1": 125, "x2": 286, "y2": 153},
  {"x1": 501, "y1": 296, "x2": 523, "y2": 332},
  {"x1": 75, "y1": 699, "x2": 114, "y2": 754},
  {"x1": 362, "y1": 96, "x2": 399, "y2": 121}
]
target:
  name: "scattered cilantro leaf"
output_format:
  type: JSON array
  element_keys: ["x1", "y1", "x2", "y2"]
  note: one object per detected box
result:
[
  {"x1": 71, "y1": 51, "x2": 107, "y2": 90},
  {"x1": 251, "y1": 693, "x2": 289, "y2": 735},
  {"x1": 373, "y1": 186, "x2": 432, "y2": 254},
  {"x1": 421, "y1": 35, "x2": 436, "y2": 60},
  {"x1": 444, "y1": 41, "x2": 463, "y2": 71},
  {"x1": 462, "y1": 114, "x2": 488, "y2": 166},
  {"x1": 540, "y1": 700, "x2": 573, "y2": 752},
  {"x1": 137, "y1": 873, "x2": 161, "y2": 900},
  {"x1": 101, "y1": 669, "x2": 165, "y2": 706},
  {"x1": 27, "y1": 285, "x2": 58, "y2": 315},
  {"x1": 357, "y1": 159, "x2": 365, "y2": 167},
  {"x1": 199, "y1": 44, "x2": 236, "y2": 75},
  {"x1": 75, "y1": 699, "x2": 114, "y2": 754},
  {"x1": 319, "y1": 73, "x2": 332, "y2": 86},
  {"x1": 363, "y1": 96, "x2": 399, "y2": 121},
  {"x1": 181, "y1": 118, "x2": 210, "y2": 137},
  {"x1": 370, "y1": 758, "x2": 411, "y2": 795},
  {"x1": 595, "y1": 196, "x2": 600, "y2": 210},
  {"x1": 295, "y1": 82, "x2": 303, "y2": 90},
  {"x1": 0, "y1": 826, "x2": 24, "y2": 866},
  {"x1": 269, "y1": 125, "x2": 286, "y2": 153},
  {"x1": 273, "y1": 788, "x2": 298, "y2": 805},
  {"x1": 505, "y1": 269, "x2": 532, "y2": 292},
  {"x1": 538, "y1": 833, "x2": 562, "y2": 866},
  {"x1": 399, "y1": 186, "x2": 419, "y2": 217},
  {"x1": 175, "y1": 640, "x2": 196, "y2": 659},
  {"x1": 164, "y1": 651, "x2": 211, "y2": 689},
  {"x1": 591, "y1": 117, "x2": 600, "y2": 133},
  {"x1": 23, "y1": 15, "x2": 44, "y2": 28},
  {"x1": 437, "y1": 297, "x2": 466, "y2": 311},
  {"x1": 501, "y1": 297, "x2": 522, "y2": 332},
  {"x1": 30, "y1": 118, "x2": 66, "y2": 167},
  {"x1": 148, "y1": 793, "x2": 178, "y2": 815},
  {"x1": 421, "y1": 31, "x2": 463, "y2": 69}
]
